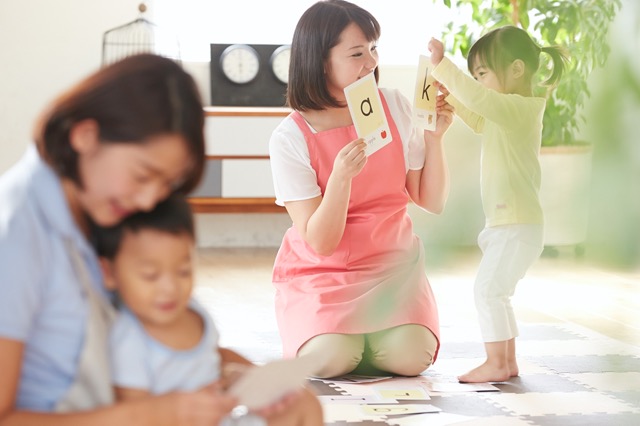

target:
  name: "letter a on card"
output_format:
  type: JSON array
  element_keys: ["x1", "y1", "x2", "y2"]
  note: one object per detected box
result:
[
  {"x1": 344, "y1": 73, "x2": 392, "y2": 155},
  {"x1": 413, "y1": 55, "x2": 437, "y2": 130}
]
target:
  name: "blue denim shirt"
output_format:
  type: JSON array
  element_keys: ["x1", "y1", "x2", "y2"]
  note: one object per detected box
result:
[{"x1": 0, "y1": 145, "x2": 105, "y2": 411}]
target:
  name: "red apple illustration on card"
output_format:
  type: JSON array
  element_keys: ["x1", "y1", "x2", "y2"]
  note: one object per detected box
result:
[{"x1": 344, "y1": 73, "x2": 392, "y2": 155}]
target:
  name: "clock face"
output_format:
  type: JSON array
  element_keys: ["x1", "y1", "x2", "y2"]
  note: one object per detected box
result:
[
  {"x1": 270, "y1": 45, "x2": 291, "y2": 84},
  {"x1": 220, "y1": 44, "x2": 260, "y2": 84}
]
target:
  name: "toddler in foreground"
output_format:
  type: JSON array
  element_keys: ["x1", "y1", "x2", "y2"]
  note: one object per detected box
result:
[{"x1": 94, "y1": 195, "x2": 323, "y2": 425}]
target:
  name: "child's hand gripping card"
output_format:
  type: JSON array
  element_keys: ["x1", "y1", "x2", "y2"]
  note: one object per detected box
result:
[
  {"x1": 413, "y1": 55, "x2": 437, "y2": 131},
  {"x1": 344, "y1": 73, "x2": 392, "y2": 155},
  {"x1": 228, "y1": 353, "x2": 324, "y2": 410}
]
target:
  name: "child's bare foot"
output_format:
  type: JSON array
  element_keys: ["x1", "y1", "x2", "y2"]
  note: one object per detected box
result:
[
  {"x1": 458, "y1": 361, "x2": 510, "y2": 383},
  {"x1": 509, "y1": 361, "x2": 519, "y2": 377},
  {"x1": 507, "y1": 339, "x2": 519, "y2": 377}
]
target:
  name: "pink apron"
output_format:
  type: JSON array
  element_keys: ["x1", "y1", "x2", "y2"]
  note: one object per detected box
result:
[{"x1": 273, "y1": 92, "x2": 440, "y2": 359}]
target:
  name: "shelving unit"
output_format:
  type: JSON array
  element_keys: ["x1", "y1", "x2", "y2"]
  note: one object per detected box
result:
[{"x1": 188, "y1": 106, "x2": 290, "y2": 213}]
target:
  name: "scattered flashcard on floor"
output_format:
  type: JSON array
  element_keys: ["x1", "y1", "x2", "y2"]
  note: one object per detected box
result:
[
  {"x1": 319, "y1": 394, "x2": 396, "y2": 405},
  {"x1": 376, "y1": 387, "x2": 431, "y2": 400},
  {"x1": 328, "y1": 374, "x2": 393, "y2": 384},
  {"x1": 323, "y1": 404, "x2": 387, "y2": 423},
  {"x1": 344, "y1": 72, "x2": 392, "y2": 155},
  {"x1": 413, "y1": 54, "x2": 437, "y2": 131},
  {"x1": 228, "y1": 353, "x2": 323, "y2": 410},
  {"x1": 426, "y1": 381, "x2": 500, "y2": 393},
  {"x1": 387, "y1": 412, "x2": 474, "y2": 426},
  {"x1": 361, "y1": 404, "x2": 441, "y2": 416}
]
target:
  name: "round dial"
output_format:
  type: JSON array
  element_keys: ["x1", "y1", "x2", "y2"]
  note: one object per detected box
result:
[
  {"x1": 270, "y1": 45, "x2": 291, "y2": 84},
  {"x1": 220, "y1": 44, "x2": 260, "y2": 84}
]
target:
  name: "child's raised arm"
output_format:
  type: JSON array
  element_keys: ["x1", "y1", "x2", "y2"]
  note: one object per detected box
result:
[{"x1": 428, "y1": 38, "x2": 445, "y2": 66}]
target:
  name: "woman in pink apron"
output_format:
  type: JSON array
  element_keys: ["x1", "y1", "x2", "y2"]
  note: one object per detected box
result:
[{"x1": 269, "y1": 0, "x2": 454, "y2": 378}]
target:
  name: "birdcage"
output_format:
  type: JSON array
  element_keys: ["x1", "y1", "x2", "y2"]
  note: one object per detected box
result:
[{"x1": 102, "y1": 3, "x2": 180, "y2": 66}]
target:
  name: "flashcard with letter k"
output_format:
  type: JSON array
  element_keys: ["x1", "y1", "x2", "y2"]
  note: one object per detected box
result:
[
  {"x1": 344, "y1": 73, "x2": 391, "y2": 155},
  {"x1": 413, "y1": 54, "x2": 437, "y2": 131}
]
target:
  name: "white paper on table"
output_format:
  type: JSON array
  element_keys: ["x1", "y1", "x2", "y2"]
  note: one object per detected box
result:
[{"x1": 227, "y1": 353, "x2": 323, "y2": 410}]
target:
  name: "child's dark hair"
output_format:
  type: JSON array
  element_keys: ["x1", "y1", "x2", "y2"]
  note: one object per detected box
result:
[
  {"x1": 467, "y1": 25, "x2": 567, "y2": 88},
  {"x1": 287, "y1": 0, "x2": 381, "y2": 111},
  {"x1": 93, "y1": 195, "x2": 195, "y2": 260}
]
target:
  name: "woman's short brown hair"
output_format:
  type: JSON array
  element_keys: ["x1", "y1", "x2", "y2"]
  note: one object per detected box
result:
[
  {"x1": 287, "y1": 0, "x2": 380, "y2": 111},
  {"x1": 35, "y1": 53, "x2": 205, "y2": 194}
]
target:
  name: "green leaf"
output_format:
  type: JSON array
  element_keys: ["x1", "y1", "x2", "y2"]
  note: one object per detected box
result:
[{"x1": 434, "y1": 0, "x2": 622, "y2": 146}]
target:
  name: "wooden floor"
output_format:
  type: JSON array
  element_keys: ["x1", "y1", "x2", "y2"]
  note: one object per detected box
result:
[
  {"x1": 193, "y1": 246, "x2": 640, "y2": 425},
  {"x1": 195, "y1": 246, "x2": 640, "y2": 350}
]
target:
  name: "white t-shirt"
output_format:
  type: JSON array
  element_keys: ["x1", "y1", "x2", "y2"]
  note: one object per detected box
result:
[{"x1": 269, "y1": 88, "x2": 426, "y2": 206}]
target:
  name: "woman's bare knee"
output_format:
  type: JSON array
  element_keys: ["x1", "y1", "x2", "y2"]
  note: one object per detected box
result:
[
  {"x1": 297, "y1": 334, "x2": 364, "y2": 378},
  {"x1": 368, "y1": 325, "x2": 438, "y2": 376}
]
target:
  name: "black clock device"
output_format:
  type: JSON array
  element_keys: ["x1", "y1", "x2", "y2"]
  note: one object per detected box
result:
[{"x1": 210, "y1": 43, "x2": 291, "y2": 107}]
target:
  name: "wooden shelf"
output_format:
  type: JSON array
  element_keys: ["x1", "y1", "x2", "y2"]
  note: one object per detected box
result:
[
  {"x1": 189, "y1": 197, "x2": 285, "y2": 214},
  {"x1": 197, "y1": 107, "x2": 291, "y2": 213},
  {"x1": 204, "y1": 106, "x2": 291, "y2": 118}
]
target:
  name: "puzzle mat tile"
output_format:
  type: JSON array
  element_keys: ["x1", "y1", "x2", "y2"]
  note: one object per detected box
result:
[{"x1": 318, "y1": 322, "x2": 640, "y2": 426}]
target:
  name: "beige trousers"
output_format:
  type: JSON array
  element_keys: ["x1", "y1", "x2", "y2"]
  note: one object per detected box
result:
[{"x1": 298, "y1": 324, "x2": 438, "y2": 378}]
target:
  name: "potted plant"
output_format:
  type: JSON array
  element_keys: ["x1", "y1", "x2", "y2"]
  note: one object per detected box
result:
[{"x1": 433, "y1": 0, "x2": 621, "y2": 255}]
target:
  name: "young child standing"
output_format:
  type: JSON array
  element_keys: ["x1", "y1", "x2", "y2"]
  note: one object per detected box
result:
[
  {"x1": 428, "y1": 26, "x2": 566, "y2": 383},
  {"x1": 94, "y1": 196, "x2": 323, "y2": 425}
]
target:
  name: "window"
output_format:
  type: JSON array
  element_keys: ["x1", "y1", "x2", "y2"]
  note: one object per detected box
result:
[{"x1": 154, "y1": 0, "x2": 456, "y2": 65}]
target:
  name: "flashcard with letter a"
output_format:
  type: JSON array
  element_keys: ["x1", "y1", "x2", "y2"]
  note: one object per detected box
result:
[
  {"x1": 344, "y1": 73, "x2": 391, "y2": 155},
  {"x1": 413, "y1": 54, "x2": 437, "y2": 131}
]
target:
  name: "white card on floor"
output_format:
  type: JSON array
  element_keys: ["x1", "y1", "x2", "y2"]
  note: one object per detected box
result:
[
  {"x1": 323, "y1": 404, "x2": 385, "y2": 423},
  {"x1": 328, "y1": 374, "x2": 393, "y2": 384},
  {"x1": 428, "y1": 381, "x2": 500, "y2": 392},
  {"x1": 319, "y1": 395, "x2": 395, "y2": 405},
  {"x1": 344, "y1": 72, "x2": 392, "y2": 155},
  {"x1": 228, "y1": 353, "x2": 323, "y2": 410},
  {"x1": 413, "y1": 54, "x2": 437, "y2": 131},
  {"x1": 375, "y1": 387, "x2": 430, "y2": 400},
  {"x1": 390, "y1": 412, "x2": 473, "y2": 426},
  {"x1": 361, "y1": 404, "x2": 441, "y2": 415}
]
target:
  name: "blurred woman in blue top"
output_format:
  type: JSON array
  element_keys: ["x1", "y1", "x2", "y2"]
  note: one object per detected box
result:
[{"x1": 0, "y1": 54, "x2": 238, "y2": 425}]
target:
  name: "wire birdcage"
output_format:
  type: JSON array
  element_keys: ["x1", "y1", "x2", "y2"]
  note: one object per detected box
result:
[{"x1": 102, "y1": 3, "x2": 180, "y2": 66}]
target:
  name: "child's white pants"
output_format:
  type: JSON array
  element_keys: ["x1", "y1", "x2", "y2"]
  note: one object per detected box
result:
[{"x1": 474, "y1": 224, "x2": 544, "y2": 342}]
